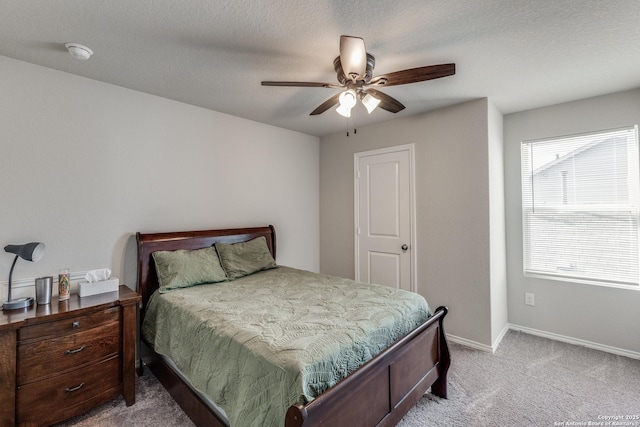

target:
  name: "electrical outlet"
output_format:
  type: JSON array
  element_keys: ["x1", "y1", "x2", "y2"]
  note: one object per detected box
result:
[{"x1": 525, "y1": 292, "x2": 535, "y2": 306}]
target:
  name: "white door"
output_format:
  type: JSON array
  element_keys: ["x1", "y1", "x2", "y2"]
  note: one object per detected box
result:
[{"x1": 355, "y1": 145, "x2": 415, "y2": 291}]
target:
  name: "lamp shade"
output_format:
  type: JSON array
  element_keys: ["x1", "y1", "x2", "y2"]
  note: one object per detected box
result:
[
  {"x1": 336, "y1": 103, "x2": 352, "y2": 118},
  {"x1": 361, "y1": 93, "x2": 381, "y2": 114},
  {"x1": 4, "y1": 242, "x2": 46, "y2": 262},
  {"x1": 338, "y1": 89, "x2": 357, "y2": 109},
  {"x1": 336, "y1": 89, "x2": 357, "y2": 118},
  {"x1": 3, "y1": 242, "x2": 45, "y2": 310}
]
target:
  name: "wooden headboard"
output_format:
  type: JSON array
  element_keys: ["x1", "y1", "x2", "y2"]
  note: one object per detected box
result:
[{"x1": 136, "y1": 225, "x2": 276, "y2": 309}]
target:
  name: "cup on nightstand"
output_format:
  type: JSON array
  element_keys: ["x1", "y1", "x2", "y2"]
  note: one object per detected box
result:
[{"x1": 35, "y1": 276, "x2": 53, "y2": 305}]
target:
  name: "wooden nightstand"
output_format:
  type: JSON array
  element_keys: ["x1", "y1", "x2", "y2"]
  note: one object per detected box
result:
[{"x1": 0, "y1": 285, "x2": 141, "y2": 426}]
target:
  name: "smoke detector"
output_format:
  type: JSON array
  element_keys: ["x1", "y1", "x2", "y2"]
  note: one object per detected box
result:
[{"x1": 65, "y1": 43, "x2": 93, "y2": 60}]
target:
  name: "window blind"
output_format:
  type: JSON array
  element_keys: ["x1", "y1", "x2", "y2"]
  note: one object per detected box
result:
[{"x1": 521, "y1": 126, "x2": 640, "y2": 287}]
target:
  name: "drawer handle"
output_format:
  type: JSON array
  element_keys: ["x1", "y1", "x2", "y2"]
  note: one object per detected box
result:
[
  {"x1": 64, "y1": 345, "x2": 86, "y2": 355},
  {"x1": 65, "y1": 383, "x2": 85, "y2": 393},
  {"x1": 72, "y1": 321, "x2": 80, "y2": 328}
]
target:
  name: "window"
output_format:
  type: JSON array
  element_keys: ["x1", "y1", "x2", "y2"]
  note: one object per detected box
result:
[{"x1": 521, "y1": 126, "x2": 640, "y2": 288}]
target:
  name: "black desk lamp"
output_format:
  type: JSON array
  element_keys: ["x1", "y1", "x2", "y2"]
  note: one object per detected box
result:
[{"x1": 3, "y1": 242, "x2": 45, "y2": 310}]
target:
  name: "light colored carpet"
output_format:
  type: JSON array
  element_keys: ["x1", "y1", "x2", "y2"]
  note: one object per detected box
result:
[
  {"x1": 398, "y1": 331, "x2": 640, "y2": 426},
  {"x1": 58, "y1": 331, "x2": 640, "y2": 426}
]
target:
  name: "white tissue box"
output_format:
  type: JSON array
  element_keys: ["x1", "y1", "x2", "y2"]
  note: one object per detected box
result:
[{"x1": 78, "y1": 278, "x2": 119, "y2": 297}]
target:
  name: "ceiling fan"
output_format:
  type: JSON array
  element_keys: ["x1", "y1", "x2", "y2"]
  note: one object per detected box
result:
[{"x1": 261, "y1": 35, "x2": 455, "y2": 118}]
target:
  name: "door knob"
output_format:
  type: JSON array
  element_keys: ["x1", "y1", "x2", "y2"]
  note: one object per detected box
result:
[{"x1": 401, "y1": 244, "x2": 408, "y2": 252}]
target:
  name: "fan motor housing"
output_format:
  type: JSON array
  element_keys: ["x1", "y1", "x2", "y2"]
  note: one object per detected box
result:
[{"x1": 334, "y1": 54, "x2": 375, "y2": 85}]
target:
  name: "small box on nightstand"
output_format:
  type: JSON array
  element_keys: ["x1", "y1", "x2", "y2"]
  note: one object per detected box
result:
[{"x1": 78, "y1": 278, "x2": 120, "y2": 297}]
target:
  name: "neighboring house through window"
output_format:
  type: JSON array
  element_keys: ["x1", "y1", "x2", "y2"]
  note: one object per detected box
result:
[{"x1": 521, "y1": 126, "x2": 640, "y2": 289}]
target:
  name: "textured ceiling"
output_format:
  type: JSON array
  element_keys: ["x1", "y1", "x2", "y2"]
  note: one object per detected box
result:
[{"x1": 2, "y1": 0, "x2": 640, "y2": 137}]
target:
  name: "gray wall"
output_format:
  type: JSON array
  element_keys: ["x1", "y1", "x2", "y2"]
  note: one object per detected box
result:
[
  {"x1": 0, "y1": 56, "x2": 320, "y2": 299},
  {"x1": 321, "y1": 98, "x2": 507, "y2": 348},
  {"x1": 504, "y1": 88, "x2": 640, "y2": 355}
]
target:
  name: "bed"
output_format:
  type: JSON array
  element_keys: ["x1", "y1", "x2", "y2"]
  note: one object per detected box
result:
[{"x1": 137, "y1": 225, "x2": 450, "y2": 427}]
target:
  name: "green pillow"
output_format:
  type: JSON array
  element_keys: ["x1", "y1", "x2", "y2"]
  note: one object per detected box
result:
[
  {"x1": 152, "y1": 246, "x2": 227, "y2": 293},
  {"x1": 215, "y1": 236, "x2": 276, "y2": 280}
]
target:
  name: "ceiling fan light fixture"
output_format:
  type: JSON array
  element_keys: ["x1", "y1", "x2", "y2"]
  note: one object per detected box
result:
[
  {"x1": 338, "y1": 89, "x2": 357, "y2": 109},
  {"x1": 336, "y1": 103, "x2": 352, "y2": 118},
  {"x1": 262, "y1": 35, "x2": 455, "y2": 118},
  {"x1": 361, "y1": 93, "x2": 381, "y2": 114},
  {"x1": 65, "y1": 43, "x2": 93, "y2": 60}
]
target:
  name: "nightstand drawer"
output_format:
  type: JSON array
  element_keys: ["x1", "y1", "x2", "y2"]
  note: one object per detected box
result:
[
  {"x1": 16, "y1": 355, "x2": 121, "y2": 424},
  {"x1": 18, "y1": 306, "x2": 120, "y2": 342},
  {"x1": 17, "y1": 321, "x2": 120, "y2": 384}
]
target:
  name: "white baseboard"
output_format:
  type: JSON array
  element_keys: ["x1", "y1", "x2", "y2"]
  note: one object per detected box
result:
[
  {"x1": 446, "y1": 334, "x2": 494, "y2": 353},
  {"x1": 508, "y1": 324, "x2": 640, "y2": 360},
  {"x1": 0, "y1": 270, "x2": 102, "y2": 301},
  {"x1": 448, "y1": 324, "x2": 640, "y2": 360},
  {"x1": 492, "y1": 323, "x2": 510, "y2": 351},
  {"x1": 0, "y1": 270, "x2": 89, "y2": 288},
  {"x1": 446, "y1": 322, "x2": 510, "y2": 354}
]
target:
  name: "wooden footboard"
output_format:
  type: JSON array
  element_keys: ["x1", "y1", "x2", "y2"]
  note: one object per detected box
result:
[{"x1": 285, "y1": 306, "x2": 449, "y2": 427}]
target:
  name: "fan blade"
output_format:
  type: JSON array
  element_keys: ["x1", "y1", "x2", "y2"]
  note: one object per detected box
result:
[
  {"x1": 310, "y1": 93, "x2": 341, "y2": 115},
  {"x1": 366, "y1": 89, "x2": 405, "y2": 113},
  {"x1": 369, "y1": 63, "x2": 455, "y2": 87},
  {"x1": 339, "y1": 36, "x2": 367, "y2": 81},
  {"x1": 262, "y1": 81, "x2": 342, "y2": 88}
]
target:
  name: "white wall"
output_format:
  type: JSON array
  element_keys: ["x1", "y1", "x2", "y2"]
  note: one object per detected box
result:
[
  {"x1": 321, "y1": 99, "x2": 505, "y2": 348},
  {"x1": 488, "y1": 100, "x2": 509, "y2": 345},
  {"x1": 0, "y1": 56, "x2": 319, "y2": 299},
  {"x1": 504, "y1": 88, "x2": 640, "y2": 355}
]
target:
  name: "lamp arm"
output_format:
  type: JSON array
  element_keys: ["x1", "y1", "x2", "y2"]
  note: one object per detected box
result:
[{"x1": 7, "y1": 254, "x2": 18, "y2": 302}]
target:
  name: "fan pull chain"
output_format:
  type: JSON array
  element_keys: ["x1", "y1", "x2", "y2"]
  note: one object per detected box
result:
[{"x1": 345, "y1": 116, "x2": 357, "y2": 137}]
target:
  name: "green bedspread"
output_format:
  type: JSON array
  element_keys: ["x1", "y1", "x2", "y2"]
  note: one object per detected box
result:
[{"x1": 142, "y1": 266, "x2": 431, "y2": 427}]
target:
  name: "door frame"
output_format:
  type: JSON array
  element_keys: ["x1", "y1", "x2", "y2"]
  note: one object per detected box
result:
[{"x1": 354, "y1": 143, "x2": 417, "y2": 292}]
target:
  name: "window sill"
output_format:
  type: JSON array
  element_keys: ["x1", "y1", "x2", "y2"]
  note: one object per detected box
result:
[{"x1": 524, "y1": 271, "x2": 640, "y2": 291}]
